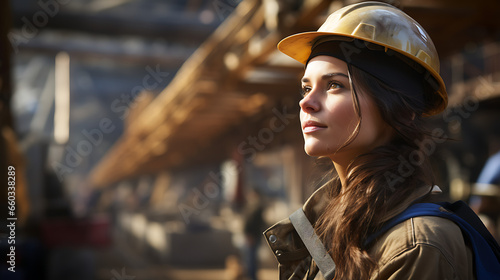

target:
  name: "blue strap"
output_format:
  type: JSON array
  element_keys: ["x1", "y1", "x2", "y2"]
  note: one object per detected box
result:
[{"x1": 365, "y1": 203, "x2": 500, "y2": 280}]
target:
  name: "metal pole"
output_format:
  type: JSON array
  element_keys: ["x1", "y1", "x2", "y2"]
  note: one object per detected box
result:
[{"x1": 54, "y1": 52, "x2": 70, "y2": 144}]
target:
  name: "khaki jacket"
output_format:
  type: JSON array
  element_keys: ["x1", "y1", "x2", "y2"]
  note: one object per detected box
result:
[{"x1": 263, "y1": 185, "x2": 475, "y2": 280}]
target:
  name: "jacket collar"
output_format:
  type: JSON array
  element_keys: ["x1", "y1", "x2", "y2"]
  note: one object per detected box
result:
[{"x1": 263, "y1": 182, "x2": 435, "y2": 278}]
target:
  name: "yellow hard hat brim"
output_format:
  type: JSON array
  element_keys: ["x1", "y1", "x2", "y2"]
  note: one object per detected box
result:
[{"x1": 278, "y1": 31, "x2": 448, "y2": 116}]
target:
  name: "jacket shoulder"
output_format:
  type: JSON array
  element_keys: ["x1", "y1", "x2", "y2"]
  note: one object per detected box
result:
[
  {"x1": 369, "y1": 216, "x2": 474, "y2": 279},
  {"x1": 412, "y1": 216, "x2": 466, "y2": 260}
]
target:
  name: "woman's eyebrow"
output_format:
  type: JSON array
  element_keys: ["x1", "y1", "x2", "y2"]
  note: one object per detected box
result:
[{"x1": 301, "y1": 72, "x2": 349, "y2": 83}]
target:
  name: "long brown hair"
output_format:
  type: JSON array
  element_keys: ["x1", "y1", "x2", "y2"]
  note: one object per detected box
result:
[{"x1": 314, "y1": 65, "x2": 436, "y2": 279}]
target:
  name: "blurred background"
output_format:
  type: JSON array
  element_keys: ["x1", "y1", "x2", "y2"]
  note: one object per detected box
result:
[{"x1": 1, "y1": 0, "x2": 500, "y2": 279}]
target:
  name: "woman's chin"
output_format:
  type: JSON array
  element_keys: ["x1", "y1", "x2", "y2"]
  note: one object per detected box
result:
[{"x1": 303, "y1": 146, "x2": 324, "y2": 157}]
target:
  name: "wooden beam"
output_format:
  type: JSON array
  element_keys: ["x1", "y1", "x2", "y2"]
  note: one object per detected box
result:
[
  {"x1": 294, "y1": 0, "x2": 333, "y2": 30},
  {"x1": 448, "y1": 72, "x2": 500, "y2": 108},
  {"x1": 125, "y1": 0, "x2": 261, "y2": 134},
  {"x1": 16, "y1": 35, "x2": 192, "y2": 67},
  {"x1": 11, "y1": 6, "x2": 219, "y2": 43}
]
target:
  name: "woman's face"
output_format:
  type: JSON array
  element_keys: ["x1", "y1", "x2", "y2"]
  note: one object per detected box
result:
[{"x1": 299, "y1": 55, "x2": 393, "y2": 162}]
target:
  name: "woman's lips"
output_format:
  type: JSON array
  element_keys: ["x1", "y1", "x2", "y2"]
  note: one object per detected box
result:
[{"x1": 302, "y1": 120, "x2": 327, "y2": 133}]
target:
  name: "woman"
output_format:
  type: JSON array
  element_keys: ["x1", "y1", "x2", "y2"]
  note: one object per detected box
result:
[{"x1": 264, "y1": 2, "x2": 474, "y2": 279}]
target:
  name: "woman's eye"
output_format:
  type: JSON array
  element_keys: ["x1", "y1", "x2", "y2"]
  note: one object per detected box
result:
[
  {"x1": 328, "y1": 81, "x2": 343, "y2": 90},
  {"x1": 300, "y1": 86, "x2": 311, "y2": 97}
]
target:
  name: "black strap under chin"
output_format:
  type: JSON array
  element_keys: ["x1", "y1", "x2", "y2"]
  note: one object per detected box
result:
[{"x1": 289, "y1": 209, "x2": 336, "y2": 280}]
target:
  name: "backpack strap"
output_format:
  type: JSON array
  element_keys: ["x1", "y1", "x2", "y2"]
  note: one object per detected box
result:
[
  {"x1": 439, "y1": 200, "x2": 500, "y2": 261},
  {"x1": 364, "y1": 202, "x2": 500, "y2": 280},
  {"x1": 289, "y1": 208, "x2": 336, "y2": 280}
]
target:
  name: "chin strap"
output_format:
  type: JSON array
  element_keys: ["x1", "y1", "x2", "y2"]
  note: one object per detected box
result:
[{"x1": 289, "y1": 209, "x2": 336, "y2": 280}]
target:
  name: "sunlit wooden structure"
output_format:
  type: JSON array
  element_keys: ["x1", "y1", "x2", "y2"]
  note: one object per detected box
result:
[{"x1": 90, "y1": 0, "x2": 500, "y2": 192}]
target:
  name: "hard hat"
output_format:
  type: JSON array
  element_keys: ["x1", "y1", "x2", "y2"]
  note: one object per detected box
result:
[{"x1": 278, "y1": 1, "x2": 447, "y2": 115}]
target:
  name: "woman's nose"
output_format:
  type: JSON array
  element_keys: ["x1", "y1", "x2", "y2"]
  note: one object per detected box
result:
[{"x1": 299, "y1": 90, "x2": 320, "y2": 113}]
